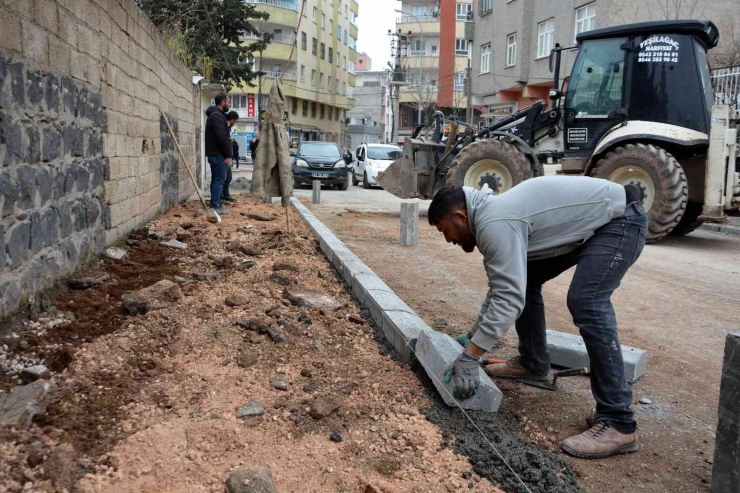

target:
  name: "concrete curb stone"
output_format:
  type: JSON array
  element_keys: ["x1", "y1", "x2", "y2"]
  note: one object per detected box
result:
[
  {"x1": 416, "y1": 330, "x2": 503, "y2": 413},
  {"x1": 699, "y1": 224, "x2": 740, "y2": 237},
  {"x1": 546, "y1": 329, "x2": 647, "y2": 383}
]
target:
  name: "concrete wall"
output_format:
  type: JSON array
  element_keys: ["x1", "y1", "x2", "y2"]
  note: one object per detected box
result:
[
  {"x1": 0, "y1": 0, "x2": 198, "y2": 317},
  {"x1": 471, "y1": 0, "x2": 740, "y2": 112}
]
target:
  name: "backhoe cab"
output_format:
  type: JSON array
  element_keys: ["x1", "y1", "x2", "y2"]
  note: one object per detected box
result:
[{"x1": 377, "y1": 20, "x2": 740, "y2": 241}]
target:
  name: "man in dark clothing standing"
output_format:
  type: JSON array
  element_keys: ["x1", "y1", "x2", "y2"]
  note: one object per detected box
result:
[
  {"x1": 204, "y1": 92, "x2": 232, "y2": 215},
  {"x1": 221, "y1": 111, "x2": 239, "y2": 204},
  {"x1": 249, "y1": 131, "x2": 260, "y2": 163}
]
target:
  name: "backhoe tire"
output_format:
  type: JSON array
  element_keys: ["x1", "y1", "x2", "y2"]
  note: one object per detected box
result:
[
  {"x1": 446, "y1": 139, "x2": 531, "y2": 194},
  {"x1": 590, "y1": 143, "x2": 687, "y2": 242},
  {"x1": 669, "y1": 200, "x2": 704, "y2": 236}
]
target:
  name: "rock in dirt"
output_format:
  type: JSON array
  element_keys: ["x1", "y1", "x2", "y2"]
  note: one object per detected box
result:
[
  {"x1": 284, "y1": 288, "x2": 341, "y2": 311},
  {"x1": 433, "y1": 318, "x2": 449, "y2": 329},
  {"x1": 239, "y1": 260, "x2": 259, "y2": 271},
  {"x1": 348, "y1": 315, "x2": 365, "y2": 325},
  {"x1": 313, "y1": 340, "x2": 325, "y2": 353},
  {"x1": 268, "y1": 328, "x2": 288, "y2": 344},
  {"x1": 329, "y1": 432, "x2": 343, "y2": 443},
  {"x1": 639, "y1": 397, "x2": 653, "y2": 405},
  {"x1": 126, "y1": 238, "x2": 141, "y2": 247},
  {"x1": 227, "y1": 241, "x2": 243, "y2": 253},
  {"x1": 240, "y1": 246, "x2": 263, "y2": 257},
  {"x1": 0, "y1": 379, "x2": 58, "y2": 429},
  {"x1": 226, "y1": 467, "x2": 277, "y2": 493},
  {"x1": 214, "y1": 256, "x2": 236, "y2": 269},
  {"x1": 246, "y1": 213, "x2": 277, "y2": 222},
  {"x1": 273, "y1": 261, "x2": 300, "y2": 272},
  {"x1": 237, "y1": 319, "x2": 271, "y2": 334},
  {"x1": 226, "y1": 294, "x2": 250, "y2": 307},
  {"x1": 270, "y1": 375, "x2": 289, "y2": 391},
  {"x1": 236, "y1": 398, "x2": 266, "y2": 418},
  {"x1": 299, "y1": 313, "x2": 313, "y2": 325},
  {"x1": 105, "y1": 247, "x2": 127, "y2": 261},
  {"x1": 207, "y1": 216, "x2": 219, "y2": 224},
  {"x1": 181, "y1": 222, "x2": 195, "y2": 230},
  {"x1": 230, "y1": 177, "x2": 251, "y2": 191},
  {"x1": 237, "y1": 353, "x2": 258, "y2": 368},
  {"x1": 177, "y1": 232, "x2": 193, "y2": 242},
  {"x1": 193, "y1": 271, "x2": 220, "y2": 282},
  {"x1": 68, "y1": 273, "x2": 109, "y2": 290},
  {"x1": 309, "y1": 397, "x2": 340, "y2": 420},
  {"x1": 162, "y1": 239, "x2": 188, "y2": 250},
  {"x1": 20, "y1": 365, "x2": 51, "y2": 384},
  {"x1": 270, "y1": 272, "x2": 296, "y2": 286},
  {"x1": 121, "y1": 280, "x2": 183, "y2": 315}
]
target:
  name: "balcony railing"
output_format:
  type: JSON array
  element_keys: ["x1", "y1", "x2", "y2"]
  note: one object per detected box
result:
[
  {"x1": 261, "y1": 71, "x2": 297, "y2": 81},
  {"x1": 242, "y1": 34, "x2": 294, "y2": 45},
  {"x1": 396, "y1": 14, "x2": 440, "y2": 23},
  {"x1": 244, "y1": 0, "x2": 299, "y2": 11},
  {"x1": 409, "y1": 50, "x2": 439, "y2": 57}
]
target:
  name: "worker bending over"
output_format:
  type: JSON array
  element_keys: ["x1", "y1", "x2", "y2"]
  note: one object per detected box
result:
[{"x1": 429, "y1": 176, "x2": 646, "y2": 459}]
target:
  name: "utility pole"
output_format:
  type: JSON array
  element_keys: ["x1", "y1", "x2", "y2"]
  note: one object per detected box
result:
[
  {"x1": 466, "y1": 58, "x2": 474, "y2": 127},
  {"x1": 388, "y1": 30, "x2": 409, "y2": 145}
]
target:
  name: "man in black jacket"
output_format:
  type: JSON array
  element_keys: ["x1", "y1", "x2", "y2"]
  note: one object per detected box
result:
[
  {"x1": 221, "y1": 111, "x2": 239, "y2": 204},
  {"x1": 205, "y1": 92, "x2": 232, "y2": 214}
]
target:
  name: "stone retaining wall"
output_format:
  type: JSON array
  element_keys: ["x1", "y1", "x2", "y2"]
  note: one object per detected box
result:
[{"x1": 0, "y1": 0, "x2": 199, "y2": 317}]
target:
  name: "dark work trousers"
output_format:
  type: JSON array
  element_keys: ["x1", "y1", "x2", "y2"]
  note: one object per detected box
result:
[
  {"x1": 208, "y1": 156, "x2": 225, "y2": 209},
  {"x1": 222, "y1": 162, "x2": 233, "y2": 199},
  {"x1": 515, "y1": 199, "x2": 648, "y2": 432}
]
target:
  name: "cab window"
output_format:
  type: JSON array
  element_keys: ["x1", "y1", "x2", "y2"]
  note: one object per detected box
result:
[{"x1": 566, "y1": 38, "x2": 626, "y2": 117}]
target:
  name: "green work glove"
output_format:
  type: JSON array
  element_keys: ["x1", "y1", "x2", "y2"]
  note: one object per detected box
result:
[
  {"x1": 444, "y1": 351, "x2": 480, "y2": 400},
  {"x1": 456, "y1": 329, "x2": 476, "y2": 348}
]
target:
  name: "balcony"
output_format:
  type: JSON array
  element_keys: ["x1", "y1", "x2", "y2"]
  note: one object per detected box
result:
[
  {"x1": 243, "y1": 33, "x2": 295, "y2": 45},
  {"x1": 396, "y1": 15, "x2": 440, "y2": 36},
  {"x1": 402, "y1": 55, "x2": 439, "y2": 70},
  {"x1": 244, "y1": 0, "x2": 299, "y2": 26},
  {"x1": 260, "y1": 71, "x2": 297, "y2": 81}
]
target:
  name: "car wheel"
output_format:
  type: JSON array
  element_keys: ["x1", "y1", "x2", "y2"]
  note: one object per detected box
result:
[{"x1": 363, "y1": 172, "x2": 371, "y2": 189}]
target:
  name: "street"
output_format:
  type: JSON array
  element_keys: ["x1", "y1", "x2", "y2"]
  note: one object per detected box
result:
[{"x1": 305, "y1": 183, "x2": 740, "y2": 493}]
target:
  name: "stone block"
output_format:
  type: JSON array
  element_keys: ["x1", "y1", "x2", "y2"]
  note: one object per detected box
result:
[
  {"x1": 381, "y1": 310, "x2": 430, "y2": 362},
  {"x1": 0, "y1": 224, "x2": 5, "y2": 270},
  {"x1": 0, "y1": 11, "x2": 23, "y2": 54},
  {"x1": 9, "y1": 62, "x2": 25, "y2": 107},
  {"x1": 16, "y1": 166, "x2": 36, "y2": 210},
  {"x1": 26, "y1": 71, "x2": 43, "y2": 109},
  {"x1": 416, "y1": 330, "x2": 503, "y2": 413},
  {"x1": 42, "y1": 127, "x2": 62, "y2": 162},
  {"x1": 0, "y1": 379, "x2": 58, "y2": 429},
  {"x1": 47, "y1": 39, "x2": 71, "y2": 77},
  {"x1": 312, "y1": 180, "x2": 321, "y2": 204},
  {"x1": 21, "y1": 21, "x2": 49, "y2": 66},
  {"x1": 25, "y1": 124, "x2": 40, "y2": 163},
  {"x1": 63, "y1": 124, "x2": 84, "y2": 157},
  {"x1": 400, "y1": 201, "x2": 419, "y2": 247},
  {"x1": 711, "y1": 332, "x2": 740, "y2": 493},
  {"x1": 33, "y1": 0, "x2": 59, "y2": 33},
  {"x1": 35, "y1": 166, "x2": 51, "y2": 205},
  {"x1": 364, "y1": 289, "x2": 414, "y2": 332},
  {"x1": 351, "y1": 272, "x2": 393, "y2": 305},
  {"x1": 546, "y1": 329, "x2": 648, "y2": 383},
  {"x1": 2, "y1": 114, "x2": 22, "y2": 166},
  {"x1": 0, "y1": 170, "x2": 16, "y2": 217}
]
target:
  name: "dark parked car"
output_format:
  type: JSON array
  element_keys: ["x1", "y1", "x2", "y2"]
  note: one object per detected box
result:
[{"x1": 292, "y1": 142, "x2": 352, "y2": 190}]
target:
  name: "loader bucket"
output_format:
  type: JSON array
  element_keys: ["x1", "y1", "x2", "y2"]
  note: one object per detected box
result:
[{"x1": 377, "y1": 138, "x2": 418, "y2": 199}]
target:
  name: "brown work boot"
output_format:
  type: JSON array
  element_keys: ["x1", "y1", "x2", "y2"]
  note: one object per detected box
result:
[
  {"x1": 484, "y1": 357, "x2": 549, "y2": 381},
  {"x1": 561, "y1": 422, "x2": 639, "y2": 459}
]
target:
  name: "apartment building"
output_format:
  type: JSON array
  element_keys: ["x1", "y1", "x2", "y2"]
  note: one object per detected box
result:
[
  {"x1": 471, "y1": 0, "x2": 740, "y2": 124},
  {"x1": 395, "y1": 0, "x2": 474, "y2": 138},
  {"x1": 347, "y1": 66, "x2": 393, "y2": 147},
  {"x1": 229, "y1": 0, "x2": 359, "y2": 152}
]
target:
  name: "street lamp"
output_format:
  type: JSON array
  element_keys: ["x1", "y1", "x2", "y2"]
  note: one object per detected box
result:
[{"x1": 394, "y1": 9, "x2": 424, "y2": 126}]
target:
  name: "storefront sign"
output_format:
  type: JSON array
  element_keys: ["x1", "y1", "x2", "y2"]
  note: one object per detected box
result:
[{"x1": 247, "y1": 94, "x2": 256, "y2": 118}]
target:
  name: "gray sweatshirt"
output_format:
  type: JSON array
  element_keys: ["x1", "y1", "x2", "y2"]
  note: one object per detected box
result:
[{"x1": 467, "y1": 176, "x2": 627, "y2": 351}]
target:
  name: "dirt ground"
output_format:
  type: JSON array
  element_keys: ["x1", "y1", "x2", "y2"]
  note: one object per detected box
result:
[
  {"x1": 0, "y1": 197, "x2": 523, "y2": 493},
  {"x1": 308, "y1": 205, "x2": 740, "y2": 493}
]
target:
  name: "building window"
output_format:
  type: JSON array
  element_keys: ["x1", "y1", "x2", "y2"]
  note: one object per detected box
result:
[
  {"x1": 349, "y1": 36, "x2": 356, "y2": 50},
  {"x1": 312, "y1": 38, "x2": 317, "y2": 55},
  {"x1": 344, "y1": 4, "x2": 348, "y2": 18},
  {"x1": 454, "y1": 73, "x2": 465, "y2": 90},
  {"x1": 302, "y1": 100, "x2": 308, "y2": 116},
  {"x1": 312, "y1": 6, "x2": 316, "y2": 22},
  {"x1": 336, "y1": 108, "x2": 341, "y2": 121},
  {"x1": 330, "y1": 19, "x2": 333, "y2": 34},
  {"x1": 479, "y1": 0, "x2": 492, "y2": 14},
  {"x1": 348, "y1": 60, "x2": 355, "y2": 74},
  {"x1": 343, "y1": 56, "x2": 346, "y2": 69},
  {"x1": 328, "y1": 76, "x2": 332, "y2": 91},
  {"x1": 456, "y1": 3, "x2": 472, "y2": 20},
  {"x1": 328, "y1": 47, "x2": 333, "y2": 63},
  {"x1": 412, "y1": 39, "x2": 426, "y2": 53},
  {"x1": 301, "y1": 32, "x2": 307, "y2": 50},
  {"x1": 336, "y1": 54, "x2": 340, "y2": 67},
  {"x1": 292, "y1": 97, "x2": 298, "y2": 114},
  {"x1": 311, "y1": 102, "x2": 317, "y2": 118},
  {"x1": 480, "y1": 43, "x2": 491, "y2": 74},
  {"x1": 455, "y1": 38, "x2": 469, "y2": 56},
  {"x1": 342, "y1": 82, "x2": 346, "y2": 95},
  {"x1": 328, "y1": 106, "x2": 333, "y2": 120},
  {"x1": 410, "y1": 5, "x2": 427, "y2": 17},
  {"x1": 320, "y1": 73, "x2": 324, "y2": 88},
  {"x1": 311, "y1": 69, "x2": 316, "y2": 85},
  {"x1": 335, "y1": 79, "x2": 340, "y2": 93},
  {"x1": 337, "y1": 25, "x2": 342, "y2": 40},
  {"x1": 321, "y1": 13, "x2": 325, "y2": 29},
  {"x1": 537, "y1": 19, "x2": 555, "y2": 59},
  {"x1": 300, "y1": 65, "x2": 305, "y2": 82},
  {"x1": 320, "y1": 104, "x2": 325, "y2": 119},
  {"x1": 320, "y1": 42, "x2": 326, "y2": 59},
  {"x1": 575, "y1": 4, "x2": 596, "y2": 40},
  {"x1": 344, "y1": 29, "x2": 348, "y2": 44},
  {"x1": 506, "y1": 33, "x2": 517, "y2": 67}
]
